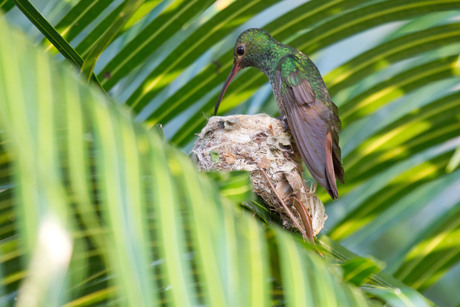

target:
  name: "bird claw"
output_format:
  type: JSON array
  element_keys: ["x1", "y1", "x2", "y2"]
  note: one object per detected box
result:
[
  {"x1": 276, "y1": 115, "x2": 289, "y2": 130},
  {"x1": 305, "y1": 180, "x2": 317, "y2": 194}
]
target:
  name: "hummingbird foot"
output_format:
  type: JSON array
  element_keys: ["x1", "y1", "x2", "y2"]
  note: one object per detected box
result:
[
  {"x1": 276, "y1": 115, "x2": 289, "y2": 131},
  {"x1": 304, "y1": 180, "x2": 317, "y2": 194}
]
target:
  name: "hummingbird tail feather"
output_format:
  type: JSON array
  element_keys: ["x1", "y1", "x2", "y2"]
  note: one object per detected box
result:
[
  {"x1": 331, "y1": 103, "x2": 345, "y2": 184},
  {"x1": 325, "y1": 131, "x2": 338, "y2": 199}
]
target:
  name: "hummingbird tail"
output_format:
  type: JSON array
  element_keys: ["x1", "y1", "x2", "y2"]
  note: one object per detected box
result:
[
  {"x1": 331, "y1": 103, "x2": 345, "y2": 184},
  {"x1": 325, "y1": 131, "x2": 338, "y2": 199}
]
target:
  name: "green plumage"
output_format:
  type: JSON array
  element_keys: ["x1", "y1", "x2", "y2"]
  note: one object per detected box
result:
[{"x1": 215, "y1": 28, "x2": 344, "y2": 199}]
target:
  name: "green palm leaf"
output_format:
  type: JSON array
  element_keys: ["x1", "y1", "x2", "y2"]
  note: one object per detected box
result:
[
  {"x1": 0, "y1": 15, "x2": 419, "y2": 306},
  {"x1": 2, "y1": 0, "x2": 460, "y2": 305}
]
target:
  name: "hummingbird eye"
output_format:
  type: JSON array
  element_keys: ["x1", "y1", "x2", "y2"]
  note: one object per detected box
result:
[{"x1": 236, "y1": 46, "x2": 245, "y2": 56}]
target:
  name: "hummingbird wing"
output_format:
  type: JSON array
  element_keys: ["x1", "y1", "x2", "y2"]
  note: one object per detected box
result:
[{"x1": 275, "y1": 55, "x2": 344, "y2": 198}]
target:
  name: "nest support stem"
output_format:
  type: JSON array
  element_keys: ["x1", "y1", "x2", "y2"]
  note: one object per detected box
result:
[{"x1": 260, "y1": 168, "x2": 307, "y2": 239}]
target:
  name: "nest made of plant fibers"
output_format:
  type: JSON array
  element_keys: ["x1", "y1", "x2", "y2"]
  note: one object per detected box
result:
[{"x1": 191, "y1": 114, "x2": 326, "y2": 237}]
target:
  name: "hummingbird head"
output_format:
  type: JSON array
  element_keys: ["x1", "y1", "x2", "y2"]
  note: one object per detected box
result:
[
  {"x1": 214, "y1": 28, "x2": 277, "y2": 115},
  {"x1": 232, "y1": 28, "x2": 275, "y2": 70}
]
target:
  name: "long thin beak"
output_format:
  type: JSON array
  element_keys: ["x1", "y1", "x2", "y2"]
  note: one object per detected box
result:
[{"x1": 214, "y1": 62, "x2": 240, "y2": 115}]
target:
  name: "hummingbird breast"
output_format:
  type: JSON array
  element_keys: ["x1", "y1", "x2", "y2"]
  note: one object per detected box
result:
[{"x1": 268, "y1": 76, "x2": 287, "y2": 116}]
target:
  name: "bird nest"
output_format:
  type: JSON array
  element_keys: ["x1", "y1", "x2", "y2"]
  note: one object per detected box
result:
[{"x1": 191, "y1": 114, "x2": 326, "y2": 238}]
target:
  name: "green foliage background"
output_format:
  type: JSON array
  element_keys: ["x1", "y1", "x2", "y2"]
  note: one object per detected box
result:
[{"x1": 0, "y1": 0, "x2": 459, "y2": 306}]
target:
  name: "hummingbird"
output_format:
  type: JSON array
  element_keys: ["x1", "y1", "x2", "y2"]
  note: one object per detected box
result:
[{"x1": 214, "y1": 28, "x2": 344, "y2": 199}]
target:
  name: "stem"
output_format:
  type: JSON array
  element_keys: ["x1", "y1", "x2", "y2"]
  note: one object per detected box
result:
[
  {"x1": 260, "y1": 169, "x2": 306, "y2": 238},
  {"x1": 289, "y1": 196, "x2": 314, "y2": 241},
  {"x1": 290, "y1": 196, "x2": 323, "y2": 256}
]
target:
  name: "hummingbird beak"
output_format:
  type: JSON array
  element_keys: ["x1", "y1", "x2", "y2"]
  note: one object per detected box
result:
[{"x1": 214, "y1": 62, "x2": 240, "y2": 115}]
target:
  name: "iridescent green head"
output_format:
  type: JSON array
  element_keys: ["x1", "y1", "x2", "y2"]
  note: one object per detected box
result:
[
  {"x1": 214, "y1": 28, "x2": 285, "y2": 115},
  {"x1": 232, "y1": 28, "x2": 275, "y2": 70}
]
